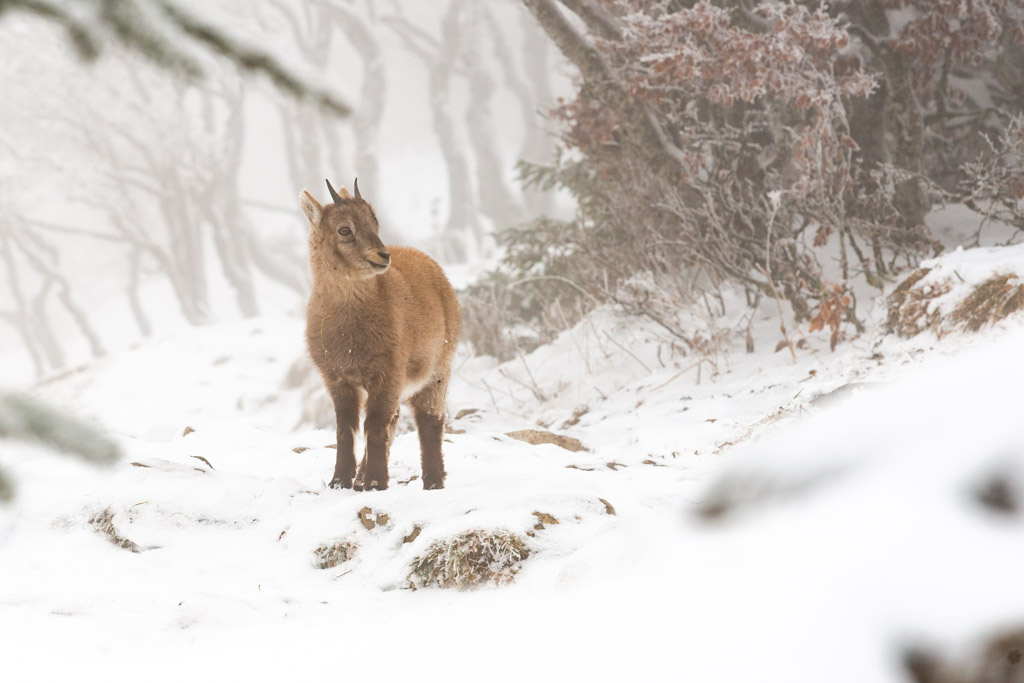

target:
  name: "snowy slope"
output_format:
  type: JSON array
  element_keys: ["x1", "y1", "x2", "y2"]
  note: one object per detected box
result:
[{"x1": 3, "y1": 248, "x2": 1024, "y2": 681}]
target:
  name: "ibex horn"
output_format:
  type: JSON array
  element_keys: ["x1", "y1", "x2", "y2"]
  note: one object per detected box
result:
[
  {"x1": 326, "y1": 178, "x2": 344, "y2": 204},
  {"x1": 353, "y1": 177, "x2": 361, "y2": 200}
]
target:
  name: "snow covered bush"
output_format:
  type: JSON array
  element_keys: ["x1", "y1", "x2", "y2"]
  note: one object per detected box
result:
[
  {"x1": 463, "y1": 0, "x2": 1024, "y2": 358},
  {"x1": 961, "y1": 115, "x2": 1024, "y2": 243},
  {"x1": 408, "y1": 529, "x2": 530, "y2": 590}
]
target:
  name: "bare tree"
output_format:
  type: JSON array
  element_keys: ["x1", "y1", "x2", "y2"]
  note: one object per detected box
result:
[
  {"x1": 261, "y1": 1, "x2": 346, "y2": 194},
  {"x1": 463, "y1": 3, "x2": 528, "y2": 232},
  {"x1": 1, "y1": 0, "x2": 563, "y2": 377},
  {"x1": 385, "y1": 0, "x2": 484, "y2": 262},
  {"x1": 488, "y1": 5, "x2": 558, "y2": 217},
  {"x1": 329, "y1": 2, "x2": 386, "y2": 208},
  {"x1": 0, "y1": 24, "x2": 315, "y2": 368}
]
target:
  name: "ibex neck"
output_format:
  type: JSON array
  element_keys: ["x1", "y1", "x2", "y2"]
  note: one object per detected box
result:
[{"x1": 312, "y1": 270, "x2": 382, "y2": 303}]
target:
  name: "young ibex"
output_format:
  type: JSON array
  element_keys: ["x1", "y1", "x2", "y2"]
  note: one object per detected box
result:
[{"x1": 300, "y1": 179, "x2": 461, "y2": 490}]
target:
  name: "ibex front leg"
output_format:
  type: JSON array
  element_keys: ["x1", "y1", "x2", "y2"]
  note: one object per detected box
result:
[
  {"x1": 355, "y1": 392, "x2": 398, "y2": 491},
  {"x1": 328, "y1": 383, "x2": 359, "y2": 489}
]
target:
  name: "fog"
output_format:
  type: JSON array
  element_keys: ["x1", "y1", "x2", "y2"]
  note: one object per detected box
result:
[{"x1": 0, "y1": 0, "x2": 569, "y2": 384}]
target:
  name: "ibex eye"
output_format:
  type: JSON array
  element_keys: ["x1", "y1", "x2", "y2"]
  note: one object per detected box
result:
[{"x1": 338, "y1": 227, "x2": 352, "y2": 236}]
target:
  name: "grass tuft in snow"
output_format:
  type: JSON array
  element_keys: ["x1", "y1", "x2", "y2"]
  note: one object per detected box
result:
[
  {"x1": 88, "y1": 508, "x2": 141, "y2": 553},
  {"x1": 312, "y1": 540, "x2": 357, "y2": 570},
  {"x1": 886, "y1": 268, "x2": 949, "y2": 337},
  {"x1": 888, "y1": 269, "x2": 1024, "y2": 338},
  {"x1": 408, "y1": 529, "x2": 530, "y2": 590},
  {"x1": 949, "y1": 273, "x2": 1024, "y2": 333}
]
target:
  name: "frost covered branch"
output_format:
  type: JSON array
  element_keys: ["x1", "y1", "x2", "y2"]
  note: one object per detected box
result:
[
  {"x1": 0, "y1": 391, "x2": 121, "y2": 502},
  {"x1": 0, "y1": 0, "x2": 352, "y2": 116}
]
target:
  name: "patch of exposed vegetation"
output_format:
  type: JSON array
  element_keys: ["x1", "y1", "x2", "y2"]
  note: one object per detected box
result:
[
  {"x1": 313, "y1": 539, "x2": 357, "y2": 570},
  {"x1": 949, "y1": 274, "x2": 1024, "y2": 334},
  {"x1": 408, "y1": 529, "x2": 530, "y2": 590},
  {"x1": 88, "y1": 507, "x2": 140, "y2": 553},
  {"x1": 888, "y1": 270, "x2": 1024, "y2": 338},
  {"x1": 886, "y1": 269, "x2": 950, "y2": 337}
]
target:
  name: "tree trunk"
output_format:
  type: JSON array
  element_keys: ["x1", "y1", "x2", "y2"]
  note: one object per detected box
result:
[
  {"x1": 880, "y1": 45, "x2": 930, "y2": 229},
  {"x1": 518, "y1": 9, "x2": 557, "y2": 216},
  {"x1": 430, "y1": 0, "x2": 482, "y2": 262},
  {"x1": 464, "y1": 5, "x2": 527, "y2": 232},
  {"x1": 333, "y1": 5, "x2": 388, "y2": 220},
  {"x1": 519, "y1": 0, "x2": 693, "y2": 194},
  {"x1": 126, "y1": 247, "x2": 153, "y2": 337}
]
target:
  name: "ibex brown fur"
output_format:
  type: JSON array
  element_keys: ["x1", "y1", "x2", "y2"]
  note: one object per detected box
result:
[{"x1": 300, "y1": 179, "x2": 460, "y2": 490}]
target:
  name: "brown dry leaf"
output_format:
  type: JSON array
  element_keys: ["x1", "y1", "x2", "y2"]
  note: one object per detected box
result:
[
  {"x1": 191, "y1": 455, "x2": 215, "y2": 470},
  {"x1": 532, "y1": 511, "x2": 559, "y2": 530},
  {"x1": 357, "y1": 507, "x2": 376, "y2": 531}
]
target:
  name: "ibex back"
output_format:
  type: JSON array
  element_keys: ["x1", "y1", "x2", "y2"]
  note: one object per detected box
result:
[{"x1": 300, "y1": 179, "x2": 461, "y2": 490}]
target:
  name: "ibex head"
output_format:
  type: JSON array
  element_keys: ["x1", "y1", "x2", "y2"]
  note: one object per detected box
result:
[{"x1": 300, "y1": 178, "x2": 390, "y2": 279}]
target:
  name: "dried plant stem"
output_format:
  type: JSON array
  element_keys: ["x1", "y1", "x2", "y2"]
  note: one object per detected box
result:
[
  {"x1": 651, "y1": 357, "x2": 717, "y2": 392},
  {"x1": 755, "y1": 264, "x2": 797, "y2": 363}
]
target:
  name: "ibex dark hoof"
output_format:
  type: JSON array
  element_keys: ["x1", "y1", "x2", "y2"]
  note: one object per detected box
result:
[
  {"x1": 423, "y1": 479, "x2": 445, "y2": 491},
  {"x1": 328, "y1": 478, "x2": 353, "y2": 490},
  {"x1": 354, "y1": 476, "x2": 388, "y2": 491}
]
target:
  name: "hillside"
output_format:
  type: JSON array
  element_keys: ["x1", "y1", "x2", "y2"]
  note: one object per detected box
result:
[{"x1": 3, "y1": 245, "x2": 1024, "y2": 681}]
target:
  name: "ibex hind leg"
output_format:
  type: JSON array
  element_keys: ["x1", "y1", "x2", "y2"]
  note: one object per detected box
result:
[{"x1": 411, "y1": 379, "x2": 448, "y2": 490}]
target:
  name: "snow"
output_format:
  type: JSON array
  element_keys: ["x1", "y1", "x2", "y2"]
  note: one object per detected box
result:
[
  {"x1": 920, "y1": 242, "x2": 1024, "y2": 284},
  {"x1": 4, "y1": 246, "x2": 1024, "y2": 680}
]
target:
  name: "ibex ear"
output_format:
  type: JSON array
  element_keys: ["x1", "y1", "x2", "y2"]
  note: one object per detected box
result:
[{"x1": 299, "y1": 189, "x2": 323, "y2": 226}]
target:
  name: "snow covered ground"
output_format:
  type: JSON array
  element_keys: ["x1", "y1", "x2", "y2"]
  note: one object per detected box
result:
[{"x1": 3, "y1": 246, "x2": 1024, "y2": 681}]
